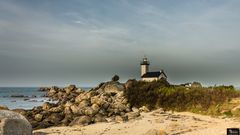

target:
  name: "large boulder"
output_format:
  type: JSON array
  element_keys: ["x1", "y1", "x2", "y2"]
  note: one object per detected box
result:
[
  {"x1": 78, "y1": 100, "x2": 90, "y2": 108},
  {"x1": 70, "y1": 105, "x2": 83, "y2": 115},
  {"x1": 46, "y1": 113, "x2": 64, "y2": 125},
  {"x1": 0, "y1": 106, "x2": 8, "y2": 111},
  {"x1": 67, "y1": 85, "x2": 76, "y2": 91},
  {"x1": 0, "y1": 110, "x2": 32, "y2": 135},
  {"x1": 91, "y1": 104, "x2": 100, "y2": 114},
  {"x1": 49, "y1": 106, "x2": 63, "y2": 113},
  {"x1": 90, "y1": 96, "x2": 104, "y2": 106},
  {"x1": 93, "y1": 114, "x2": 107, "y2": 123},
  {"x1": 126, "y1": 111, "x2": 140, "y2": 120},
  {"x1": 11, "y1": 109, "x2": 27, "y2": 116},
  {"x1": 42, "y1": 102, "x2": 52, "y2": 111},
  {"x1": 34, "y1": 114, "x2": 43, "y2": 122},
  {"x1": 65, "y1": 85, "x2": 76, "y2": 94},
  {"x1": 69, "y1": 116, "x2": 92, "y2": 126},
  {"x1": 84, "y1": 107, "x2": 95, "y2": 116},
  {"x1": 103, "y1": 82, "x2": 125, "y2": 94}
]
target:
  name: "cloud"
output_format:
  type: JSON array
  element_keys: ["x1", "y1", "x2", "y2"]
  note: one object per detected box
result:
[{"x1": 0, "y1": 0, "x2": 240, "y2": 86}]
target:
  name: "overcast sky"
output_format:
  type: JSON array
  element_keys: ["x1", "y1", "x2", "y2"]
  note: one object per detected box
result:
[{"x1": 0, "y1": 0, "x2": 240, "y2": 87}]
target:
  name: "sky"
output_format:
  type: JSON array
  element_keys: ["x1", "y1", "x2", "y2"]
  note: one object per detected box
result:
[{"x1": 0, "y1": 0, "x2": 240, "y2": 87}]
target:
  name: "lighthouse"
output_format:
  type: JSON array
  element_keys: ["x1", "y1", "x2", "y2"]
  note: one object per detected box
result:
[
  {"x1": 140, "y1": 56, "x2": 167, "y2": 81},
  {"x1": 140, "y1": 56, "x2": 149, "y2": 76}
]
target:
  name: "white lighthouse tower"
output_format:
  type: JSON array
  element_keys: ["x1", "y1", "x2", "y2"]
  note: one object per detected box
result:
[{"x1": 140, "y1": 56, "x2": 149, "y2": 76}]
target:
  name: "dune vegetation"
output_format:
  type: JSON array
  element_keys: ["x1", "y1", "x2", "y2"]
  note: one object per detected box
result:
[{"x1": 125, "y1": 79, "x2": 240, "y2": 117}]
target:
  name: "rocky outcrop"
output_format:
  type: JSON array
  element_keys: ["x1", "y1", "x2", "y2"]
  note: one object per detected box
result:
[
  {"x1": 0, "y1": 106, "x2": 8, "y2": 111},
  {"x1": 0, "y1": 110, "x2": 32, "y2": 135},
  {"x1": 23, "y1": 80, "x2": 141, "y2": 129}
]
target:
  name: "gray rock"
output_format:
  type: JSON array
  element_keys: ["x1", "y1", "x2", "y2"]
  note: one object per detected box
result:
[
  {"x1": 70, "y1": 105, "x2": 83, "y2": 115},
  {"x1": 64, "y1": 107, "x2": 72, "y2": 115},
  {"x1": 78, "y1": 100, "x2": 90, "y2": 108},
  {"x1": 49, "y1": 106, "x2": 63, "y2": 113},
  {"x1": 67, "y1": 85, "x2": 76, "y2": 91},
  {"x1": 115, "y1": 115, "x2": 125, "y2": 123},
  {"x1": 91, "y1": 104, "x2": 100, "y2": 114},
  {"x1": 47, "y1": 88, "x2": 57, "y2": 97},
  {"x1": 126, "y1": 111, "x2": 140, "y2": 120},
  {"x1": 46, "y1": 113, "x2": 64, "y2": 125},
  {"x1": 42, "y1": 102, "x2": 52, "y2": 111},
  {"x1": 64, "y1": 101, "x2": 73, "y2": 107},
  {"x1": 90, "y1": 96, "x2": 104, "y2": 106},
  {"x1": 93, "y1": 114, "x2": 107, "y2": 123},
  {"x1": 139, "y1": 106, "x2": 150, "y2": 112},
  {"x1": 35, "y1": 114, "x2": 43, "y2": 122},
  {"x1": 0, "y1": 110, "x2": 32, "y2": 135},
  {"x1": 84, "y1": 107, "x2": 95, "y2": 116},
  {"x1": 11, "y1": 109, "x2": 27, "y2": 116},
  {"x1": 132, "y1": 107, "x2": 140, "y2": 113},
  {"x1": 103, "y1": 82, "x2": 125, "y2": 94},
  {"x1": 69, "y1": 116, "x2": 92, "y2": 126}
]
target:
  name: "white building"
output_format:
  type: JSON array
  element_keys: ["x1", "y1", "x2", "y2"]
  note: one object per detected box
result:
[{"x1": 140, "y1": 57, "x2": 167, "y2": 82}]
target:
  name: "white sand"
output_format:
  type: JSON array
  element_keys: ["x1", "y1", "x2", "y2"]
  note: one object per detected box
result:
[{"x1": 34, "y1": 109, "x2": 240, "y2": 135}]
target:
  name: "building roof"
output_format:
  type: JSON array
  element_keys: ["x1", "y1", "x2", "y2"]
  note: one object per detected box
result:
[
  {"x1": 142, "y1": 71, "x2": 161, "y2": 78},
  {"x1": 142, "y1": 70, "x2": 168, "y2": 78}
]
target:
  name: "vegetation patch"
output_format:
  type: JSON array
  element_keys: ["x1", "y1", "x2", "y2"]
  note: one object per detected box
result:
[{"x1": 125, "y1": 80, "x2": 240, "y2": 116}]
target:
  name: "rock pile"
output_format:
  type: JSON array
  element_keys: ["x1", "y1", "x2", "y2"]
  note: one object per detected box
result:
[{"x1": 23, "y1": 80, "x2": 140, "y2": 129}]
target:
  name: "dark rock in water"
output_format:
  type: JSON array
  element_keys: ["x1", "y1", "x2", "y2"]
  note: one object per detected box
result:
[
  {"x1": 38, "y1": 87, "x2": 50, "y2": 92},
  {"x1": 32, "y1": 95, "x2": 37, "y2": 98},
  {"x1": 11, "y1": 100, "x2": 16, "y2": 102},
  {"x1": 0, "y1": 110, "x2": 32, "y2": 135},
  {"x1": 29, "y1": 100, "x2": 38, "y2": 102},
  {"x1": 24, "y1": 98, "x2": 30, "y2": 101},
  {"x1": 10, "y1": 94, "x2": 27, "y2": 98}
]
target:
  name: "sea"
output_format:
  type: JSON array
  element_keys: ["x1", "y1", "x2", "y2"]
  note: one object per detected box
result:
[{"x1": 0, "y1": 87, "x2": 91, "y2": 110}]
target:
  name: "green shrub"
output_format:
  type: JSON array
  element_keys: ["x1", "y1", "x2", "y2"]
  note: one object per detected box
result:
[{"x1": 125, "y1": 80, "x2": 240, "y2": 114}]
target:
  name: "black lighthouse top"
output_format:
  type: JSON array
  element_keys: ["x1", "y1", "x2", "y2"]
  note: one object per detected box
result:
[{"x1": 140, "y1": 57, "x2": 150, "y2": 65}]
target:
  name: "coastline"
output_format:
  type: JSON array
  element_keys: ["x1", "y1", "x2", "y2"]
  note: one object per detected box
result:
[
  {"x1": 34, "y1": 109, "x2": 240, "y2": 135},
  {"x1": 1, "y1": 79, "x2": 240, "y2": 135},
  {"x1": 0, "y1": 87, "x2": 91, "y2": 110}
]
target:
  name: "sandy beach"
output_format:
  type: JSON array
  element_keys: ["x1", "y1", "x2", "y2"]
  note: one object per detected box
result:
[{"x1": 33, "y1": 109, "x2": 240, "y2": 135}]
